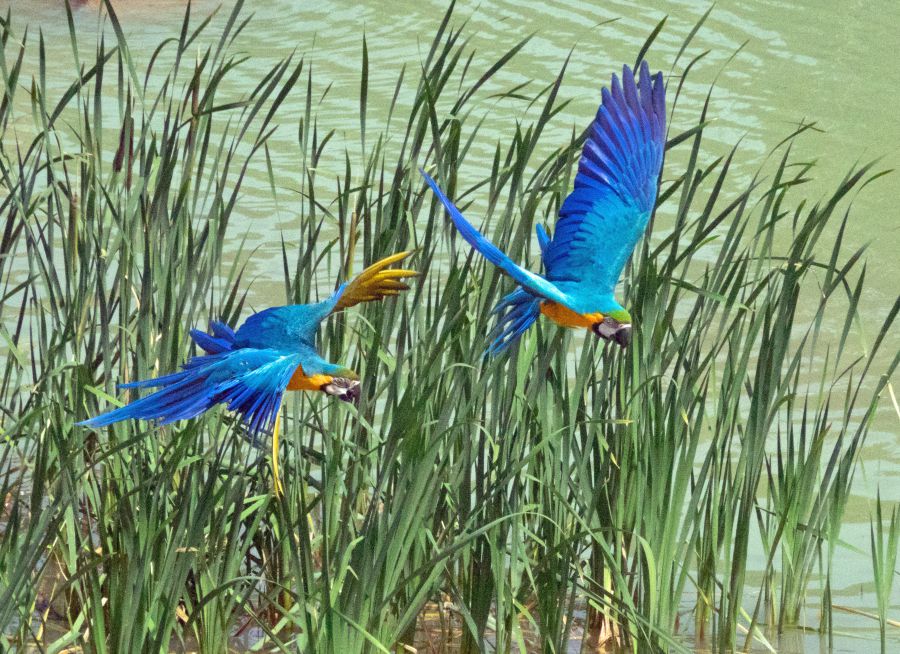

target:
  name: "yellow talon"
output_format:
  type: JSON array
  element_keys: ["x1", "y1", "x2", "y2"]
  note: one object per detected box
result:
[{"x1": 334, "y1": 251, "x2": 419, "y2": 311}]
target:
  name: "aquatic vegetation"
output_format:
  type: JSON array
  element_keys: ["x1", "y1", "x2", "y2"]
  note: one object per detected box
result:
[
  {"x1": 0, "y1": 2, "x2": 896, "y2": 653},
  {"x1": 870, "y1": 494, "x2": 899, "y2": 653}
]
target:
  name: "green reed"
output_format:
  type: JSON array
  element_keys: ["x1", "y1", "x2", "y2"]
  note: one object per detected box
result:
[
  {"x1": 0, "y1": 1, "x2": 897, "y2": 652},
  {"x1": 871, "y1": 493, "x2": 899, "y2": 653}
]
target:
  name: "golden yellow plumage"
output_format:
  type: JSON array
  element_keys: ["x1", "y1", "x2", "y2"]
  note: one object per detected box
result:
[
  {"x1": 287, "y1": 367, "x2": 333, "y2": 391},
  {"x1": 539, "y1": 301, "x2": 604, "y2": 330}
]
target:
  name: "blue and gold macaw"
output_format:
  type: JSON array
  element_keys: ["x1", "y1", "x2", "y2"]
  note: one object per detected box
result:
[
  {"x1": 422, "y1": 62, "x2": 665, "y2": 354},
  {"x1": 79, "y1": 251, "x2": 417, "y2": 492}
]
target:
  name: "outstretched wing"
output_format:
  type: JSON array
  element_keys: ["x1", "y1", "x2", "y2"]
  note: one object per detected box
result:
[
  {"x1": 544, "y1": 61, "x2": 665, "y2": 296},
  {"x1": 79, "y1": 348, "x2": 307, "y2": 437},
  {"x1": 421, "y1": 170, "x2": 574, "y2": 307}
]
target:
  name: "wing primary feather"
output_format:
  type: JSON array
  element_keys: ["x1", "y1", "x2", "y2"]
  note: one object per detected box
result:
[
  {"x1": 79, "y1": 349, "x2": 303, "y2": 439},
  {"x1": 545, "y1": 63, "x2": 666, "y2": 295},
  {"x1": 210, "y1": 320, "x2": 236, "y2": 341}
]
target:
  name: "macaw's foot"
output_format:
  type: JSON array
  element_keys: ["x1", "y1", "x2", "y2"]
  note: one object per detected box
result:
[
  {"x1": 323, "y1": 377, "x2": 361, "y2": 403},
  {"x1": 593, "y1": 317, "x2": 632, "y2": 348}
]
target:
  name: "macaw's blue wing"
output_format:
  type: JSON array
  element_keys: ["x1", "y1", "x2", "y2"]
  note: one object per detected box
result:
[
  {"x1": 420, "y1": 170, "x2": 573, "y2": 307},
  {"x1": 544, "y1": 61, "x2": 665, "y2": 297},
  {"x1": 78, "y1": 348, "x2": 307, "y2": 437}
]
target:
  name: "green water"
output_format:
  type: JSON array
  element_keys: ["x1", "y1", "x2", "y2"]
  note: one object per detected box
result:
[{"x1": 3, "y1": 1, "x2": 898, "y2": 651}]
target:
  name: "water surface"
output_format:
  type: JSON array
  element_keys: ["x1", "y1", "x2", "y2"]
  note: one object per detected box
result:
[{"x1": 2, "y1": 1, "x2": 897, "y2": 651}]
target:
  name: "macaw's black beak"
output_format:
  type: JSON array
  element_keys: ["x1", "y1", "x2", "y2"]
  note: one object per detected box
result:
[
  {"x1": 592, "y1": 318, "x2": 632, "y2": 349},
  {"x1": 322, "y1": 378, "x2": 361, "y2": 403}
]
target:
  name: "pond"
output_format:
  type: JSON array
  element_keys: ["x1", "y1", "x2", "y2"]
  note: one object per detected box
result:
[{"x1": 1, "y1": 1, "x2": 897, "y2": 652}]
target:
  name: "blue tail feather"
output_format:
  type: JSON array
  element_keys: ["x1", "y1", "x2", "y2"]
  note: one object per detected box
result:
[
  {"x1": 81, "y1": 372, "x2": 213, "y2": 428},
  {"x1": 485, "y1": 287, "x2": 541, "y2": 356},
  {"x1": 420, "y1": 169, "x2": 573, "y2": 308},
  {"x1": 190, "y1": 320, "x2": 237, "y2": 354},
  {"x1": 209, "y1": 320, "x2": 236, "y2": 341}
]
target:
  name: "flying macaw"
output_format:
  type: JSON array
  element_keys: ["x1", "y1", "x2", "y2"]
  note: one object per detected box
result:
[
  {"x1": 422, "y1": 61, "x2": 665, "y2": 355},
  {"x1": 79, "y1": 251, "x2": 418, "y2": 493}
]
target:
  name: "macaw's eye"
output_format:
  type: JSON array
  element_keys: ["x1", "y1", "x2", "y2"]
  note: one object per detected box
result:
[{"x1": 592, "y1": 317, "x2": 631, "y2": 349}]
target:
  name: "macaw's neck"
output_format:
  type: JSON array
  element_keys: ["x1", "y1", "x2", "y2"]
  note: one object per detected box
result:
[
  {"x1": 539, "y1": 301, "x2": 603, "y2": 330},
  {"x1": 287, "y1": 366, "x2": 333, "y2": 391},
  {"x1": 287, "y1": 364, "x2": 358, "y2": 392},
  {"x1": 539, "y1": 297, "x2": 632, "y2": 330}
]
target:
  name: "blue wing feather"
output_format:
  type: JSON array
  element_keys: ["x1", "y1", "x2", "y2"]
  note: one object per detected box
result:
[
  {"x1": 79, "y1": 348, "x2": 306, "y2": 437},
  {"x1": 545, "y1": 61, "x2": 665, "y2": 298}
]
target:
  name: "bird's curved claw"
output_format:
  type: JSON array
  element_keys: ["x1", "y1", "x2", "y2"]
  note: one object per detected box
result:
[{"x1": 592, "y1": 317, "x2": 631, "y2": 349}]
